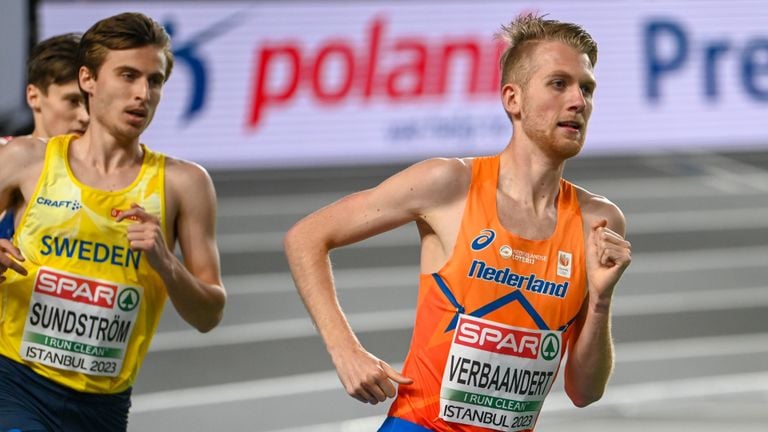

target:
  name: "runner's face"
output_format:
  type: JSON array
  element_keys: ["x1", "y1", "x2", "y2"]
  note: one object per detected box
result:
[
  {"x1": 82, "y1": 45, "x2": 166, "y2": 140},
  {"x1": 517, "y1": 41, "x2": 595, "y2": 159},
  {"x1": 32, "y1": 82, "x2": 89, "y2": 137}
]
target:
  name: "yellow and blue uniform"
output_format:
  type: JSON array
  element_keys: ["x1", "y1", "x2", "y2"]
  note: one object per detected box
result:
[{"x1": 0, "y1": 134, "x2": 168, "y2": 430}]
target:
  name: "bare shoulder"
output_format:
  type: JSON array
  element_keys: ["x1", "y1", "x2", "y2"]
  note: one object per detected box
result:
[
  {"x1": 573, "y1": 183, "x2": 626, "y2": 235},
  {"x1": 418, "y1": 156, "x2": 472, "y2": 176},
  {"x1": 2, "y1": 136, "x2": 47, "y2": 161},
  {"x1": 164, "y1": 156, "x2": 214, "y2": 188},
  {"x1": 0, "y1": 137, "x2": 47, "y2": 184},
  {"x1": 396, "y1": 157, "x2": 473, "y2": 204},
  {"x1": 163, "y1": 156, "x2": 216, "y2": 205}
]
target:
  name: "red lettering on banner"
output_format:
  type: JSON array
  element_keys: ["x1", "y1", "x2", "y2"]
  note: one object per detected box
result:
[
  {"x1": 312, "y1": 42, "x2": 356, "y2": 102},
  {"x1": 438, "y1": 41, "x2": 481, "y2": 94},
  {"x1": 387, "y1": 39, "x2": 428, "y2": 99},
  {"x1": 246, "y1": 16, "x2": 505, "y2": 129},
  {"x1": 490, "y1": 41, "x2": 506, "y2": 93},
  {"x1": 363, "y1": 18, "x2": 382, "y2": 97},
  {"x1": 34, "y1": 268, "x2": 117, "y2": 308},
  {"x1": 248, "y1": 44, "x2": 301, "y2": 128},
  {"x1": 456, "y1": 318, "x2": 540, "y2": 359}
]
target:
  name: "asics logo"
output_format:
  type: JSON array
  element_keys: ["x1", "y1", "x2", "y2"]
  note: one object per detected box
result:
[{"x1": 470, "y1": 229, "x2": 496, "y2": 251}]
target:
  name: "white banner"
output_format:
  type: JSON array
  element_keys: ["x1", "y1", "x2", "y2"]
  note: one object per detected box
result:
[{"x1": 39, "y1": 1, "x2": 768, "y2": 168}]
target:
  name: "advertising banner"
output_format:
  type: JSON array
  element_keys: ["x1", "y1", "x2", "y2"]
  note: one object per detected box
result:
[{"x1": 39, "y1": 1, "x2": 768, "y2": 168}]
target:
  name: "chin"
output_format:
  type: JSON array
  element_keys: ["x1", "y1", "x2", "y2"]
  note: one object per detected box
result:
[
  {"x1": 114, "y1": 126, "x2": 143, "y2": 142},
  {"x1": 552, "y1": 142, "x2": 583, "y2": 160}
]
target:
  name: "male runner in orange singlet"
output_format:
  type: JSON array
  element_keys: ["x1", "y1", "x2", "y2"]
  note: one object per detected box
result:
[{"x1": 285, "y1": 12, "x2": 632, "y2": 432}]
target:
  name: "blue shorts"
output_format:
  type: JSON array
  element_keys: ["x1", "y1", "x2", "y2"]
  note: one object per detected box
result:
[
  {"x1": 379, "y1": 417, "x2": 434, "y2": 431},
  {"x1": 0, "y1": 355, "x2": 131, "y2": 432}
]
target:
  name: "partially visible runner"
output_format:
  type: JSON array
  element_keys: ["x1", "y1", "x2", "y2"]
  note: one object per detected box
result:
[
  {"x1": 285, "y1": 13, "x2": 632, "y2": 432},
  {"x1": 0, "y1": 12, "x2": 226, "y2": 431},
  {"x1": 0, "y1": 33, "x2": 89, "y2": 240}
]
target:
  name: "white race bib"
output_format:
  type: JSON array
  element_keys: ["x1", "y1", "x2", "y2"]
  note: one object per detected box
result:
[
  {"x1": 439, "y1": 315, "x2": 562, "y2": 431},
  {"x1": 20, "y1": 267, "x2": 142, "y2": 377}
]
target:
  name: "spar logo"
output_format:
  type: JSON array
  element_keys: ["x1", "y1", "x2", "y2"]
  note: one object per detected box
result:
[
  {"x1": 456, "y1": 318, "x2": 541, "y2": 360},
  {"x1": 541, "y1": 333, "x2": 559, "y2": 361},
  {"x1": 471, "y1": 229, "x2": 496, "y2": 251},
  {"x1": 248, "y1": 17, "x2": 505, "y2": 130},
  {"x1": 118, "y1": 288, "x2": 140, "y2": 312},
  {"x1": 34, "y1": 268, "x2": 117, "y2": 309}
]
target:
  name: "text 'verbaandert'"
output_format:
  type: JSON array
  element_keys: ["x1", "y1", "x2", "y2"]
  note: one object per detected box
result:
[{"x1": 439, "y1": 315, "x2": 562, "y2": 432}]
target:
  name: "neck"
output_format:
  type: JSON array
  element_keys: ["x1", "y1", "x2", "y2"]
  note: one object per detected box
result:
[
  {"x1": 73, "y1": 122, "x2": 143, "y2": 173},
  {"x1": 30, "y1": 124, "x2": 50, "y2": 141},
  {"x1": 498, "y1": 136, "x2": 566, "y2": 215}
]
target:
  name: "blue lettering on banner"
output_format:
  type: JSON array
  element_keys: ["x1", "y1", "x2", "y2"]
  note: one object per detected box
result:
[
  {"x1": 40, "y1": 235, "x2": 142, "y2": 270},
  {"x1": 467, "y1": 260, "x2": 568, "y2": 298},
  {"x1": 645, "y1": 18, "x2": 768, "y2": 102},
  {"x1": 645, "y1": 20, "x2": 689, "y2": 100}
]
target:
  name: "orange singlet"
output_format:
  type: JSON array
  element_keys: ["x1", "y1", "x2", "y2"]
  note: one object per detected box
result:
[{"x1": 385, "y1": 155, "x2": 587, "y2": 432}]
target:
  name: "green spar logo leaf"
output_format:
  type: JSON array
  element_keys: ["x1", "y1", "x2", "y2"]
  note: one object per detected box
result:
[
  {"x1": 117, "y1": 288, "x2": 140, "y2": 312},
  {"x1": 541, "y1": 334, "x2": 559, "y2": 361}
]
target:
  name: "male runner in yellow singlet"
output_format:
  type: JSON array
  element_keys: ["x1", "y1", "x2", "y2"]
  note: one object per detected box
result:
[
  {"x1": 0, "y1": 32, "x2": 89, "y2": 239},
  {"x1": 0, "y1": 12, "x2": 226, "y2": 431},
  {"x1": 285, "y1": 13, "x2": 632, "y2": 432}
]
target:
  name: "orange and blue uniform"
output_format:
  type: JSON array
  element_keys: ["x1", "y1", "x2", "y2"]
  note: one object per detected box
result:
[{"x1": 382, "y1": 155, "x2": 587, "y2": 432}]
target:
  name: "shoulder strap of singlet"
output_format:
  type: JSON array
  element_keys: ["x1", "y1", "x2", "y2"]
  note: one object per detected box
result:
[
  {"x1": 469, "y1": 155, "x2": 500, "y2": 194},
  {"x1": 44, "y1": 134, "x2": 72, "y2": 173}
]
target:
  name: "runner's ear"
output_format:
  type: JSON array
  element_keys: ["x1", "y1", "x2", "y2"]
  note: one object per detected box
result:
[{"x1": 27, "y1": 84, "x2": 42, "y2": 112}]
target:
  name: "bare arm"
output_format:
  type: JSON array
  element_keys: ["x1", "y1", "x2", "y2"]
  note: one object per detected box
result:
[
  {"x1": 0, "y1": 137, "x2": 46, "y2": 213},
  {"x1": 0, "y1": 138, "x2": 46, "y2": 279},
  {"x1": 118, "y1": 160, "x2": 225, "y2": 332},
  {"x1": 284, "y1": 158, "x2": 470, "y2": 404},
  {"x1": 564, "y1": 194, "x2": 631, "y2": 407}
]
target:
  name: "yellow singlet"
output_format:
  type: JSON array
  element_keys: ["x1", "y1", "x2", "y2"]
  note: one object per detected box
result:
[{"x1": 0, "y1": 134, "x2": 168, "y2": 394}]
